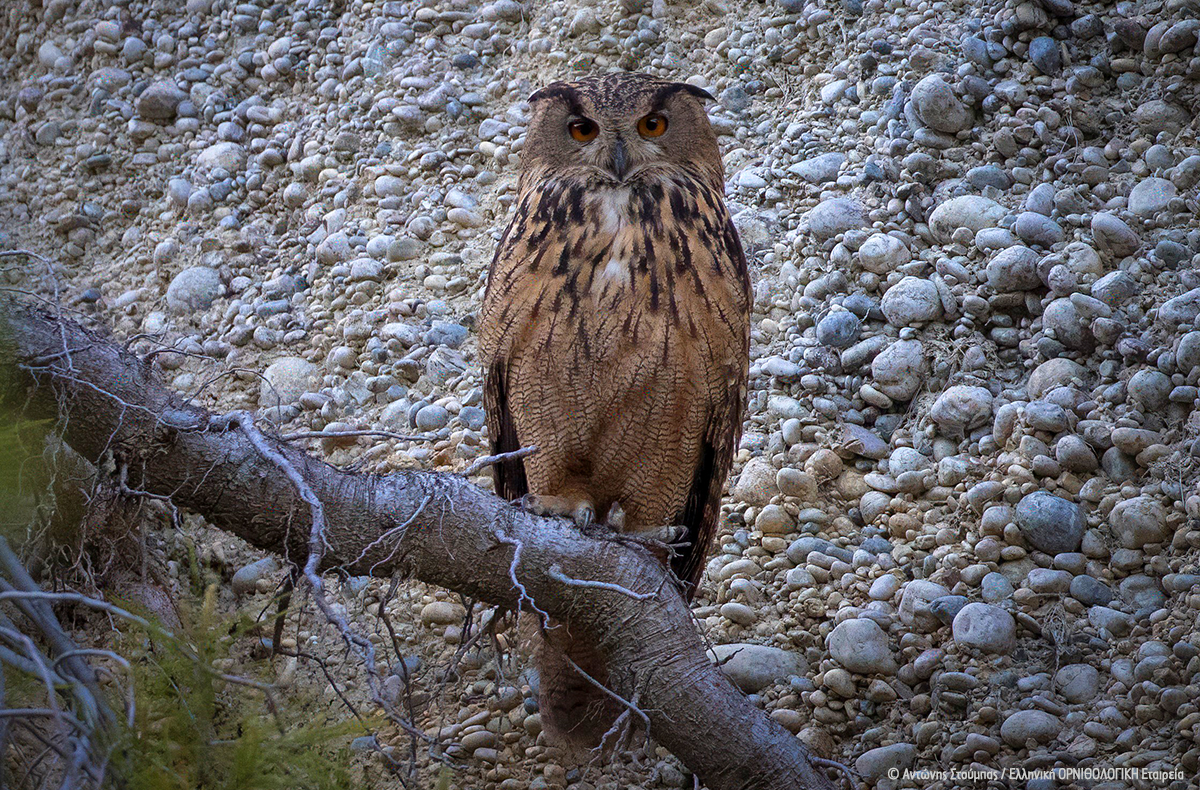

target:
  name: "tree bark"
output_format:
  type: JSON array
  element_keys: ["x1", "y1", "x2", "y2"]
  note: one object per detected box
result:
[{"x1": 0, "y1": 298, "x2": 834, "y2": 790}]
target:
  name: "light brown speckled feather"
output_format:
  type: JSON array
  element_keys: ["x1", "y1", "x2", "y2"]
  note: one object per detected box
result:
[{"x1": 480, "y1": 73, "x2": 749, "y2": 596}]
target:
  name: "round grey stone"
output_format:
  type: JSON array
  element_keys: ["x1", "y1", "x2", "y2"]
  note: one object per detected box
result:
[
  {"x1": 1129, "y1": 177, "x2": 1177, "y2": 218},
  {"x1": 929, "y1": 385, "x2": 993, "y2": 434},
  {"x1": 952, "y1": 603, "x2": 1016, "y2": 654},
  {"x1": 711, "y1": 643, "x2": 807, "y2": 693},
  {"x1": 828, "y1": 618, "x2": 897, "y2": 674},
  {"x1": 880, "y1": 276, "x2": 942, "y2": 326},
  {"x1": 1069, "y1": 575, "x2": 1113, "y2": 606},
  {"x1": 1054, "y1": 664, "x2": 1099, "y2": 703},
  {"x1": 136, "y1": 80, "x2": 187, "y2": 119},
  {"x1": 1055, "y1": 435, "x2": 1098, "y2": 472},
  {"x1": 1001, "y1": 710, "x2": 1061, "y2": 747},
  {"x1": 414, "y1": 404, "x2": 450, "y2": 431},
  {"x1": 1042, "y1": 298, "x2": 1093, "y2": 351},
  {"x1": 1028, "y1": 36, "x2": 1062, "y2": 74},
  {"x1": 871, "y1": 339, "x2": 926, "y2": 402},
  {"x1": 981, "y1": 572, "x2": 1014, "y2": 602},
  {"x1": 927, "y1": 195, "x2": 1006, "y2": 243},
  {"x1": 815, "y1": 311, "x2": 861, "y2": 348},
  {"x1": 1091, "y1": 213, "x2": 1140, "y2": 258},
  {"x1": 1014, "y1": 211, "x2": 1064, "y2": 247},
  {"x1": 1176, "y1": 331, "x2": 1200, "y2": 375},
  {"x1": 806, "y1": 198, "x2": 865, "y2": 241},
  {"x1": 166, "y1": 266, "x2": 222, "y2": 312},
  {"x1": 459, "y1": 406, "x2": 486, "y2": 431},
  {"x1": 911, "y1": 74, "x2": 971, "y2": 133},
  {"x1": 899, "y1": 579, "x2": 951, "y2": 632},
  {"x1": 986, "y1": 246, "x2": 1042, "y2": 291},
  {"x1": 231, "y1": 556, "x2": 279, "y2": 596},
  {"x1": 1015, "y1": 492, "x2": 1085, "y2": 554},
  {"x1": 260, "y1": 357, "x2": 319, "y2": 406},
  {"x1": 855, "y1": 744, "x2": 915, "y2": 783},
  {"x1": 1127, "y1": 369, "x2": 1171, "y2": 410},
  {"x1": 930, "y1": 595, "x2": 968, "y2": 625},
  {"x1": 1110, "y1": 496, "x2": 1168, "y2": 548},
  {"x1": 857, "y1": 233, "x2": 910, "y2": 274}
]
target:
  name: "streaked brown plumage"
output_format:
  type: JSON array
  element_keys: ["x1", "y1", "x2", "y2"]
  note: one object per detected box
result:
[{"x1": 479, "y1": 72, "x2": 750, "y2": 752}]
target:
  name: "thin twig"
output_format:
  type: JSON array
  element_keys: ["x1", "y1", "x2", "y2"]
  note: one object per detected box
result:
[
  {"x1": 491, "y1": 527, "x2": 549, "y2": 627},
  {"x1": 547, "y1": 564, "x2": 654, "y2": 600},
  {"x1": 561, "y1": 652, "x2": 651, "y2": 736},
  {"x1": 808, "y1": 756, "x2": 861, "y2": 790},
  {"x1": 460, "y1": 445, "x2": 538, "y2": 477}
]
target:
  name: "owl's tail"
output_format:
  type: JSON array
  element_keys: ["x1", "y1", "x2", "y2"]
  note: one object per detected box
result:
[{"x1": 522, "y1": 613, "x2": 621, "y2": 762}]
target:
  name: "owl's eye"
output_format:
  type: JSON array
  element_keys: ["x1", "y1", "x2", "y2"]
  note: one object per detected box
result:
[
  {"x1": 568, "y1": 118, "x2": 598, "y2": 142},
  {"x1": 637, "y1": 113, "x2": 668, "y2": 138}
]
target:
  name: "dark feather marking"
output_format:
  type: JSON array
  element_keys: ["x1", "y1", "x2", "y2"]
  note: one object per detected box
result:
[
  {"x1": 534, "y1": 188, "x2": 555, "y2": 222},
  {"x1": 554, "y1": 245, "x2": 572, "y2": 276},
  {"x1": 678, "y1": 232, "x2": 693, "y2": 270},
  {"x1": 583, "y1": 250, "x2": 607, "y2": 293},
  {"x1": 724, "y1": 217, "x2": 750, "y2": 284},
  {"x1": 568, "y1": 183, "x2": 586, "y2": 225},
  {"x1": 665, "y1": 264, "x2": 679, "y2": 323},
  {"x1": 529, "y1": 290, "x2": 545, "y2": 322},
  {"x1": 669, "y1": 188, "x2": 688, "y2": 222},
  {"x1": 648, "y1": 269, "x2": 659, "y2": 312},
  {"x1": 528, "y1": 242, "x2": 550, "y2": 274}
]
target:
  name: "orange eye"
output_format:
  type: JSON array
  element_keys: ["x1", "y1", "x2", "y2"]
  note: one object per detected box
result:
[
  {"x1": 637, "y1": 113, "x2": 668, "y2": 138},
  {"x1": 568, "y1": 118, "x2": 598, "y2": 142}
]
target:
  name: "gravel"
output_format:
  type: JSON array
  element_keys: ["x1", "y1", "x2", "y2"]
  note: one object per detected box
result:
[{"x1": 7, "y1": 0, "x2": 1200, "y2": 783}]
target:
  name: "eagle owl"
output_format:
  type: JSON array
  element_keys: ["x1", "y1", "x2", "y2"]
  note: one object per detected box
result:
[{"x1": 479, "y1": 72, "x2": 751, "y2": 751}]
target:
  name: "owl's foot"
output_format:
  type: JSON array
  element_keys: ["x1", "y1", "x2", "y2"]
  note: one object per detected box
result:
[
  {"x1": 626, "y1": 524, "x2": 688, "y2": 545},
  {"x1": 520, "y1": 493, "x2": 595, "y2": 528}
]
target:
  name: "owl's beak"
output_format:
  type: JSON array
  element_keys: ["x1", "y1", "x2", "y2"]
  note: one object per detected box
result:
[{"x1": 608, "y1": 136, "x2": 630, "y2": 181}]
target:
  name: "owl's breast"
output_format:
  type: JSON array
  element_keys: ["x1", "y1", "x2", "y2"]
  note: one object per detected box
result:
[{"x1": 483, "y1": 171, "x2": 749, "y2": 364}]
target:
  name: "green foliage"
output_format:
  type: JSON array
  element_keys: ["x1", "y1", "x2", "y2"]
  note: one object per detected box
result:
[
  {"x1": 0, "y1": 413, "x2": 52, "y2": 541},
  {"x1": 109, "y1": 583, "x2": 362, "y2": 790}
]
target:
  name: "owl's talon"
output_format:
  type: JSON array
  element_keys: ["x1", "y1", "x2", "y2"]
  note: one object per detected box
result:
[
  {"x1": 604, "y1": 502, "x2": 626, "y2": 531},
  {"x1": 571, "y1": 502, "x2": 595, "y2": 528}
]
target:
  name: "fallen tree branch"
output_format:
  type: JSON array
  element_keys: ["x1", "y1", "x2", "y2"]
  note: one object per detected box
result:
[{"x1": 0, "y1": 297, "x2": 836, "y2": 790}]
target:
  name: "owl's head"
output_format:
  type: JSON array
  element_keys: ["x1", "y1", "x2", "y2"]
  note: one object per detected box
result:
[{"x1": 521, "y1": 72, "x2": 722, "y2": 188}]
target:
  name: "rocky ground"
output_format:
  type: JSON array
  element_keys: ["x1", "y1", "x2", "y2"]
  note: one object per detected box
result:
[{"x1": 3, "y1": 0, "x2": 1200, "y2": 787}]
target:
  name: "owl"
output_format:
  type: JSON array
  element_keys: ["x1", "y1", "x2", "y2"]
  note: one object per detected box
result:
[{"x1": 478, "y1": 72, "x2": 751, "y2": 752}]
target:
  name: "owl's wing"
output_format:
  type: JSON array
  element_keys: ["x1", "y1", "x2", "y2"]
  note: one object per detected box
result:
[
  {"x1": 481, "y1": 219, "x2": 532, "y2": 502},
  {"x1": 483, "y1": 357, "x2": 529, "y2": 501},
  {"x1": 671, "y1": 215, "x2": 751, "y2": 597}
]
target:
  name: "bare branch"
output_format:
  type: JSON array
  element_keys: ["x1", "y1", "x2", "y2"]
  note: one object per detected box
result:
[
  {"x1": 280, "y1": 429, "x2": 435, "y2": 443},
  {"x1": 0, "y1": 297, "x2": 837, "y2": 790}
]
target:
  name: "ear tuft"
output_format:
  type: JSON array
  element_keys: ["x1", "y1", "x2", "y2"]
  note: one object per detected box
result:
[
  {"x1": 677, "y1": 83, "x2": 716, "y2": 102},
  {"x1": 528, "y1": 83, "x2": 575, "y2": 104}
]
